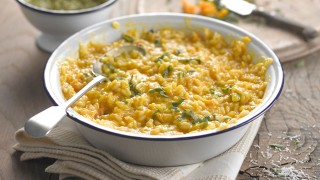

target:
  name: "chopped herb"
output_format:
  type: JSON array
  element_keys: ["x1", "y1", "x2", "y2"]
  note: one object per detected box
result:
[
  {"x1": 149, "y1": 87, "x2": 169, "y2": 98},
  {"x1": 189, "y1": 110, "x2": 198, "y2": 121},
  {"x1": 154, "y1": 39, "x2": 162, "y2": 47},
  {"x1": 192, "y1": 115, "x2": 210, "y2": 125},
  {"x1": 221, "y1": 87, "x2": 228, "y2": 93},
  {"x1": 270, "y1": 167, "x2": 281, "y2": 175},
  {"x1": 152, "y1": 110, "x2": 160, "y2": 119},
  {"x1": 83, "y1": 72, "x2": 90, "y2": 77},
  {"x1": 101, "y1": 63, "x2": 116, "y2": 74},
  {"x1": 178, "y1": 110, "x2": 188, "y2": 121},
  {"x1": 122, "y1": 33, "x2": 134, "y2": 42},
  {"x1": 175, "y1": 49, "x2": 182, "y2": 55},
  {"x1": 148, "y1": 28, "x2": 155, "y2": 33},
  {"x1": 269, "y1": 144, "x2": 285, "y2": 150},
  {"x1": 169, "y1": 98, "x2": 185, "y2": 112},
  {"x1": 221, "y1": 85, "x2": 232, "y2": 94},
  {"x1": 209, "y1": 89, "x2": 223, "y2": 97},
  {"x1": 115, "y1": 77, "x2": 124, "y2": 80},
  {"x1": 177, "y1": 71, "x2": 185, "y2": 78},
  {"x1": 292, "y1": 138, "x2": 302, "y2": 149},
  {"x1": 129, "y1": 76, "x2": 140, "y2": 97},
  {"x1": 213, "y1": 114, "x2": 222, "y2": 122},
  {"x1": 223, "y1": 117, "x2": 231, "y2": 122},
  {"x1": 169, "y1": 106, "x2": 179, "y2": 112},
  {"x1": 162, "y1": 65, "x2": 173, "y2": 78},
  {"x1": 172, "y1": 98, "x2": 185, "y2": 107},
  {"x1": 159, "y1": 90, "x2": 169, "y2": 98},
  {"x1": 180, "y1": 110, "x2": 198, "y2": 122},
  {"x1": 107, "y1": 63, "x2": 115, "y2": 73},
  {"x1": 177, "y1": 58, "x2": 201, "y2": 64},
  {"x1": 120, "y1": 99, "x2": 128, "y2": 104},
  {"x1": 149, "y1": 87, "x2": 163, "y2": 93},
  {"x1": 155, "y1": 53, "x2": 170, "y2": 63},
  {"x1": 187, "y1": 70, "x2": 196, "y2": 74}
]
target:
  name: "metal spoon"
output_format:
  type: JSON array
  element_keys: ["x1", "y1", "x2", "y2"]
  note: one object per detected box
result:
[{"x1": 25, "y1": 45, "x2": 146, "y2": 138}]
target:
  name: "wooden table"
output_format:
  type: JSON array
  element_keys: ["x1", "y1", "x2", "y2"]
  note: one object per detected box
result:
[{"x1": 1, "y1": 0, "x2": 319, "y2": 179}]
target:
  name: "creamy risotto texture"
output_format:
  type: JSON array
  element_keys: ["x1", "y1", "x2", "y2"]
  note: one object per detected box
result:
[{"x1": 60, "y1": 27, "x2": 272, "y2": 135}]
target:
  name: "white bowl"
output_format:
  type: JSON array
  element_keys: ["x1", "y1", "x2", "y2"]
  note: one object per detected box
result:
[
  {"x1": 16, "y1": 0, "x2": 117, "y2": 53},
  {"x1": 44, "y1": 13, "x2": 284, "y2": 166}
]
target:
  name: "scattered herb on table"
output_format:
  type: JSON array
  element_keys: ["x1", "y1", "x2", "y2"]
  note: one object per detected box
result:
[{"x1": 269, "y1": 144, "x2": 285, "y2": 150}]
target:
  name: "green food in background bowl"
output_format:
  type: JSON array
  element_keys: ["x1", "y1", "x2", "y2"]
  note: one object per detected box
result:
[{"x1": 26, "y1": 0, "x2": 109, "y2": 11}]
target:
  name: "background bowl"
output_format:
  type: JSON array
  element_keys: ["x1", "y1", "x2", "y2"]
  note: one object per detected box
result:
[
  {"x1": 44, "y1": 13, "x2": 284, "y2": 166},
  {"x1": 16, "y1": 0, "x2": 117, "y2": 53}
]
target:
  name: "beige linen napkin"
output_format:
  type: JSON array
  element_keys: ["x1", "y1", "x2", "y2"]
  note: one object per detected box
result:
[{"x1": 14, "y1": 115, "x2": 263, "y2": 180}]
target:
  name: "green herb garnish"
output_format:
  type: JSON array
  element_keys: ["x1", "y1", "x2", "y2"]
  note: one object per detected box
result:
[
  {"x1": 154, "y1": 39, "x2": 162, "y2": 47},
  {"x1": 162, "y1": 65, "x2": 173, "y2": 78},
  {"x1": 148, "y1": 28, "x2": 155, "y2": 33},
  {"x1": 175, "y1": 49, "x2": 182, "y2": 55},
  {"x1": 213, "y1": 114, "x2": 222, "y2": 122},
  {"x1": 101, "y1": 63, "x2": 116, "y2": 74},
  {"x1": 120, "y1": 99, "x2": 128, "y2": 104},
  {"x1": 177, "y1": 58, "x2": 201, "y2": 64},
  {"x1": 155, "y1": 53, "x2": 170, "y2": 63},
  {"x1": 149, "y1": 87, "x2": 169, "y2": 98},
  {"x1": 122, "y1": 33, "x2": 135, "y2": 42},
  {"x1": 169, "y1": 98, "x2": 185, "y2": 112},
  {"x1": 129, "y1": 76, "x2": 140, "y2": 97},
  {"x1": 192, "y1": 115, "x2": 210, "y2": 125},
  {"x1": 223, "y1": 117, "x2": 231, "y2": 122},
  {"x1": 179, "y1": 110, "x2": 198, "y2": 121},
  {"x1": 172, "y1": 98, "x2": 185, "y2": 107},
  {"x1": 187, "y1": 70, "x2": 196, "y2": 74},
  {"x1": 177, "y1": 71, "x2": 185, "y2": 79},
  {"x1": 221, "y1": 85, "x2": 232, "y2": 94},
  {"x1": 152, "y1": 110, "x2": 160, "y2": 119},
  {"x1": 115, "y1": 77, "x2": 124, "y2": 80}
]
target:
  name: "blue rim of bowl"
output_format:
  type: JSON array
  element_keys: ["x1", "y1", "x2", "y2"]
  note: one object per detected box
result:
[
  {"x1": 16, "y1": 0, "x2": 117, "y2": 15},
  {"x1": 43, "y1": 13, "x2": 285, "y2": 141}
]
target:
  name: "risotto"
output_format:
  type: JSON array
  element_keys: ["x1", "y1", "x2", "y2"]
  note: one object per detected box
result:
[{"x1": 60, "y1": 27, "x2": 272, "y2": 135}]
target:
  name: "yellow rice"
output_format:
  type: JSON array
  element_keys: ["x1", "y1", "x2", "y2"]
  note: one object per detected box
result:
[{"x1": 59, "y1": 27, "x2": 272, "y2": 135}]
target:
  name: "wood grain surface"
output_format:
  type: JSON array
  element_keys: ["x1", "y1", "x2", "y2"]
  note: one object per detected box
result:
[{"x1": 0, "y1": 0, "x2": 319, "y2": 179}]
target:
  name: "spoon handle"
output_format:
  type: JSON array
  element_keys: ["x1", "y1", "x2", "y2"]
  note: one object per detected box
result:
[{"x1": 24, "y1": 75, "x2": 106, "y2": 138}]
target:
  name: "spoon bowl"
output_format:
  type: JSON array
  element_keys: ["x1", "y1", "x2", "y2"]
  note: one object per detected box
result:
[{"x1": 24, "y1": 45, "x2": 146, "y2": 138}]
